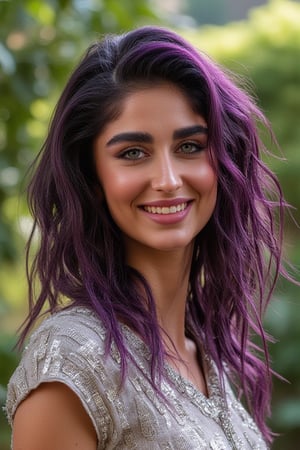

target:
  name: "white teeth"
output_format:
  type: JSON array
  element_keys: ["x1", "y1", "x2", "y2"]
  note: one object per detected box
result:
[{"x1": 144, "y1": 203, "x2": 187, "y2": 214}]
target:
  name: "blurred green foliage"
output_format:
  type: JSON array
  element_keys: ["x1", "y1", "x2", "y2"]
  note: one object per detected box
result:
[
  {"x1": 0, "y1": 336, "x2": 19, "y2": 449},
  {"x1": 0, "y1": 0, "x2": 299, "y2": 448}
]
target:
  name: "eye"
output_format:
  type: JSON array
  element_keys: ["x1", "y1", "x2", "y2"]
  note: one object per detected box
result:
[
  {"x1": 119, "y1": 148, "x2": 146, "y2": 160},
  {"x1": 179, "y1": 142, "x2": 205, "y2": 154}
]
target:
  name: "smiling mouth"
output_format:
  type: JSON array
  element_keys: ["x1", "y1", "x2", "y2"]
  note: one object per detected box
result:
[{"x1": 143, "y1": 202, "x2": 188, "y2": 215}]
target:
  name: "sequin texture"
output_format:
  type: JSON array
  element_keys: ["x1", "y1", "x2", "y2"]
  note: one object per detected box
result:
[{"x1": 5, "y1": 307, "x2": 268, "y2": 449}]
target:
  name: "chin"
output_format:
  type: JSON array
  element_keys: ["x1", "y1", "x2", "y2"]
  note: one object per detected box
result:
[{"x1": 147, "y1": 237, "x2": 195, "y2": 252}]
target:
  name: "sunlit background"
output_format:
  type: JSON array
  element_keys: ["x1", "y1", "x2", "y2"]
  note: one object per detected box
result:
[{"x1": 1, "y1": 0, "x2": 299, "y2": 448}]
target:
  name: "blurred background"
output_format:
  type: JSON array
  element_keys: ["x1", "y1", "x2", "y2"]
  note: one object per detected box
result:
[{"x1": 0, "y1": 0, "x2": 299, "y2": 448}]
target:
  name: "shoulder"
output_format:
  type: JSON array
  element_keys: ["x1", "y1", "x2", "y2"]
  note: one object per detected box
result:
[
  {"x1": 9, "y1": 307, "x2": 108, "y2": 389},
  {"x1": 12, "y1": 381, "x2": 97, "y2": 450},
  {"x1": 6, "y1": 307, "x2": 113, "y2": 444},
  {"x1": 30, "y1": 306, "x2": 108, "y2": 350}
]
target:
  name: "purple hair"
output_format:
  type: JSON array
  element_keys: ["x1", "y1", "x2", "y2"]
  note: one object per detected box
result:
[{"x1": 21, "y1": 25, "x2": 289, "y2": 442}]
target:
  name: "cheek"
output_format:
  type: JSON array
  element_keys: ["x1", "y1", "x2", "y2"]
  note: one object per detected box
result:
[
  {"x1": 100, "y1": 169, "x2": 144, "y2": 206},
  {"x1": 191, "y1": 164, "x2": 218, "y2": 195}
]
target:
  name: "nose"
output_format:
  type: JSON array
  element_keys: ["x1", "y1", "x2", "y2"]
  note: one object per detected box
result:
[{"x1": 151, "y1": 154, "x2": 183, "y2": 193}]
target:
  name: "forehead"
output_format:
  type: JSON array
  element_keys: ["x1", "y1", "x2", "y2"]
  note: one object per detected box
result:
[{"x1": 101, "y1": 83, "x2": 206, "y2": 137}]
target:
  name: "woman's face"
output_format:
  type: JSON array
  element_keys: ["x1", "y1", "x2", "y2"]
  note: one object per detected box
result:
[{"x1": 93, "y1": 83, "x2": 217, "y2": 255}]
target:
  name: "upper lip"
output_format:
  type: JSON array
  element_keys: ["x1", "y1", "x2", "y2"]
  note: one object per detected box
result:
[{"x1": 139, "y1": 198, "x2": 193, "y2": 207}]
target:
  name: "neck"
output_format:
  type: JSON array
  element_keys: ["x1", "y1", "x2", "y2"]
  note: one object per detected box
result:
[{"x1": 125, "y1": 240, "x2": 193, "y2": 351}]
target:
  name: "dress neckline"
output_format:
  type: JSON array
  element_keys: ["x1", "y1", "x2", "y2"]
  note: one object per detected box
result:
[{"x1": 120, "y1": 321, "x2": 224, "y2": 409}]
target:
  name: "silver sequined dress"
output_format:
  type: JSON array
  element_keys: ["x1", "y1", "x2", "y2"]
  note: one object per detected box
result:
[{"x1": 6, "y1": 307, "x2": 268, "y2": 449}]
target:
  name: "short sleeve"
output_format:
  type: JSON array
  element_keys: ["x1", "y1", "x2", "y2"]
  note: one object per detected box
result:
[{"x1": 5, "y1": 309, "x2": 115, "y2": 447}]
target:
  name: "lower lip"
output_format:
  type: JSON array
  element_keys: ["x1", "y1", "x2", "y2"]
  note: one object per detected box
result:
[{"x1": 141, "y1": 202, "x2": 192, "y2": 225}]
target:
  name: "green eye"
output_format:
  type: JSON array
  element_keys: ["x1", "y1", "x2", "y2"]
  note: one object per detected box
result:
[
  {"x1": 121, "y1": 149, "x2": 145, "y2": 160},
  {"x1": 180, "y1": 142, "x2": 202, "y2": 153},
  {"x1": 181, "y1": 143, "x2": 195, "y2": 153}
]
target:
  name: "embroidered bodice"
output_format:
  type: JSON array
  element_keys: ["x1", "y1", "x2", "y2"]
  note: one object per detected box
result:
[{"x1": 6, "y1": 307, "x2": 268, "y2": 449}]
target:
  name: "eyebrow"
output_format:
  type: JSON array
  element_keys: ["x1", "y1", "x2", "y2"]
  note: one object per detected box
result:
[
  {"x1": 105, "y1": 125, "x2": 208, "y2": 147},
  {"x1": 106, "y1": 132, "x2": 153, "y2": 146},
  {"x1": 173, "y1": 125, "x2": 208, "y2": 140}
]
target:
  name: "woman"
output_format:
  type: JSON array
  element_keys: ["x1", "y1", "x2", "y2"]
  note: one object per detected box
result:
[{"x1": 6, "y1": 25, "x2": 290, "y2": 449}]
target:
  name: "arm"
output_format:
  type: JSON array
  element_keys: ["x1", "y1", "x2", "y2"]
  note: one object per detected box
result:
[{"x1": 12, "y1": 382, "x2": 97, "y2": 450}]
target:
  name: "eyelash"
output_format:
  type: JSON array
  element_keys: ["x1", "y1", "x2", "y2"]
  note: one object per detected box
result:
[
  {"x1": 179, "y1": 142, "x2": 206, "y2": 154},
  {"x1": 118, "y1": 148, "x2": 146, "y2": 160},
  {"x1": 117, "y1": 141, "x2": 206, "y2": 160}
]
